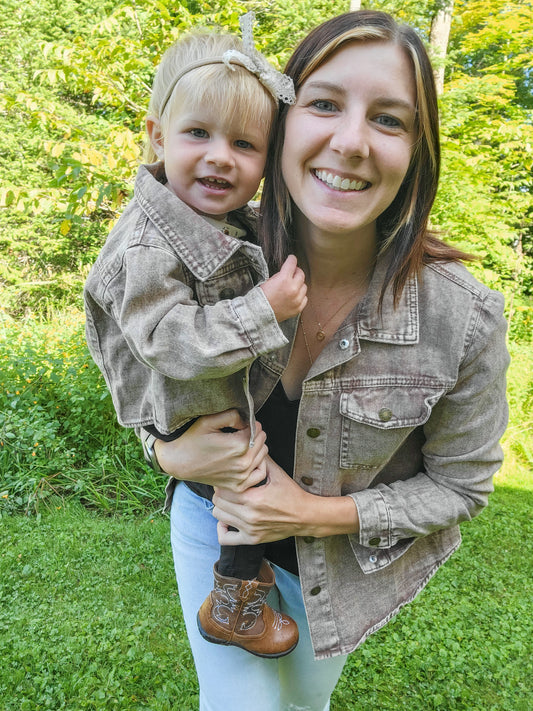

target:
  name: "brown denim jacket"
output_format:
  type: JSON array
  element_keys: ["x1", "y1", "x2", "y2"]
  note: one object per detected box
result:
[
  {"x1": 84, "y1": 163, "x2": 287, "y2": 435},
  {"x1": 245, "y1": 254, "x2": 509, "y2": 659}
]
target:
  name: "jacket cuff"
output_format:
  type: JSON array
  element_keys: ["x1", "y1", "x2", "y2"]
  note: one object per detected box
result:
[
  {"x1": 349, "y1": 489, "x2": 393, "y2": 548},
  {"x1": 231, "y1": 285, "x2": 288, "y2": 355}
]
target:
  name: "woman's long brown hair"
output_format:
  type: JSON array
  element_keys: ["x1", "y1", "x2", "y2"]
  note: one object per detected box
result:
[{"x1": 259, "y1": 11, "x2": 473, "y2": 306}]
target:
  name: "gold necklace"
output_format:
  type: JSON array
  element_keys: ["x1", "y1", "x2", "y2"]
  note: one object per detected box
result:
[
  {"x1": 299, "y1": 316, "x2": 314, "y2": 366},
  {"x1": 308, "y1": 291, "x2": 358, "y2": 341}
]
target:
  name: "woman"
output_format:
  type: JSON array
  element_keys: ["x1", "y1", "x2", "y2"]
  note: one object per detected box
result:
[{"x1": 149, "y1": 10, "x2": 509, "y2": 710}]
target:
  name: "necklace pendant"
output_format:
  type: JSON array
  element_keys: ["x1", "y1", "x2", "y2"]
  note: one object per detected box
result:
[{"x1": 316, "y1": 330, "x2": 325, "y2": 341}]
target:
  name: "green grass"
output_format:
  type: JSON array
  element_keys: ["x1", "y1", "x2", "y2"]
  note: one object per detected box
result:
[
  {"x1": 0, "y1": 504, "x2": 199, "y2": 710},
  {"x1": 1, "y1": 467, "x2": 532, "y2": 710}
]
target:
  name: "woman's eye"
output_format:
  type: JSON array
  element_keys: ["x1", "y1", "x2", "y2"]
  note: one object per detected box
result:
[
  {"x1": 376, "y1": 114, "x2": 402, "y2": 129},
  {"x1": 189, "y1": 128, "x2": 209, "y2": 138},
  {"x1": 311, "y1": 99, "x2": 337, "y2": 112},
  {"x1": 235, "y1": 139, "x2": 253, "y2": 149}
]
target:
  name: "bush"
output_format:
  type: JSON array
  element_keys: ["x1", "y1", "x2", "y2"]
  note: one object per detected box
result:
[{"x1": 0, "y1": 309, "x2": 164, "y2": 515}]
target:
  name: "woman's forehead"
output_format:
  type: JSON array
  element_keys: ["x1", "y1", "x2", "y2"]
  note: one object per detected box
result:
[{"x1": 301, "y1": 41, "x2": 416, "y2": 107}]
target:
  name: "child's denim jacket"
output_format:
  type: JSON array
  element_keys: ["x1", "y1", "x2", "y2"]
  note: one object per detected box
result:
[
  {"x1": 84, "y1": 162, "x2": 287, "y2": 435},
  {"x1": 249, "y1": 254, "x2": 509, "y2": 659}
]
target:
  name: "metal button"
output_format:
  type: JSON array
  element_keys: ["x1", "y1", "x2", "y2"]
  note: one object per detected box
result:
[
  {"x1": 378, "y1": 408, "x2": 393, "y2": 422},
  {"x1": 369, "y1": 537, "x2": 381, "y2": 546},
  {"x1": 339, "y1": 338, "x2": 350, "y2": 350},
  {"x1": 369, "y1": 554, "x2": 378, "y2": 564},
  {"x1": 306, "y1": 427, "x2": 320, "y2": 438},
  {"x1": 301, "y1": 476, "x2": 314, "y2": 486},
  {"x1": 219, "y1": 287, "x2": 235, "y2": 300},
  {"x1": 310, "y1": 586, "x2": 321, "y2": 596}
]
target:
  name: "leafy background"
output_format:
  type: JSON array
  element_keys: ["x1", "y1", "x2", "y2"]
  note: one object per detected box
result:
[{"x1": 1, "y1": 0, "x2": 532, "y2": 331}]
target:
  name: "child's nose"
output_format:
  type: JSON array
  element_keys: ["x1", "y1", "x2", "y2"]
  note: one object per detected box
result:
[{"x1": 205, "y1": 139, "x2": 235, "y2": 168}]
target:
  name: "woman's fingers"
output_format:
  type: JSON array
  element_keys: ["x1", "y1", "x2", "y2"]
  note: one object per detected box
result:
[
  {"x1": 154, "y1": 411, "x2": 268, "y2": 490},
  {"x1": 212, "y1": 458, "x2": 307, "y2": 544}
]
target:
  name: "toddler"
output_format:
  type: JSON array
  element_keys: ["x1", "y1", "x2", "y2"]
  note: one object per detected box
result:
[{"x1": 84, "y1": 13, "x2": 305, "y2": 658}]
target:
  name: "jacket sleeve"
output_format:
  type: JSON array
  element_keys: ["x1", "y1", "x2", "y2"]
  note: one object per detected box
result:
[
  {"x1": 351, "y1": 289, "x2": 510, "y2": 548},
  {"x1": 115, "y1": 244, "x2": 288, "y2": 381}
]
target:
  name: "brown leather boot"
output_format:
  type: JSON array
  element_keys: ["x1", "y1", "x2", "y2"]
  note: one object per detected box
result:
[{"x1": 197, "y1": 560, "x2": 299, "y2": 658}]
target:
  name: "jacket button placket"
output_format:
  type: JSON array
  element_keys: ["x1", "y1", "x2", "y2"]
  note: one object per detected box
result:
[{"x1": 297, "y1": 390, "x2": 340, "y2": 653}]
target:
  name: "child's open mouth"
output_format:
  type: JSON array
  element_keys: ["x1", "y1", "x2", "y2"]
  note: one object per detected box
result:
[{"x1": 199, "y1": 177, "x2": 232, "y2": 190}]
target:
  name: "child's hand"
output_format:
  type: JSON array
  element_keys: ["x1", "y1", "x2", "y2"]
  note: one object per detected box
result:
[{"x1": 260, "y1": 255, "x2": 307, "y2": 323}]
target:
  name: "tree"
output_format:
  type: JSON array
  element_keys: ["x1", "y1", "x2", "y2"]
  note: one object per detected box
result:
[
  {"x1": 434, "y1": 0, "x2": 533, "y2": 338},
  {"x1": 429, "y1": 0, "x2": 454, "y2": 94}
]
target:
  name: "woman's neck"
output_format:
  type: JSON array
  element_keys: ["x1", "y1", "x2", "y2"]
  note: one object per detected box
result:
[
  {"x1": 282, "y1": 224, "x2": 377, "y2": 400},
  {"x1": 295, "y1": 216, "x2": 378, "y2": 290}
]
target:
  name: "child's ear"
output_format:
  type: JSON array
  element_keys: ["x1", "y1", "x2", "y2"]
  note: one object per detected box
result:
[{"x1": 146, "y1": 116, "x2": 165, "y2": 159}]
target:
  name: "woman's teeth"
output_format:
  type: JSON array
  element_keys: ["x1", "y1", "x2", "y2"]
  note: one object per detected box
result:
[{"x1": 314, "y1": 170, "x2": 369, "y2": 191}]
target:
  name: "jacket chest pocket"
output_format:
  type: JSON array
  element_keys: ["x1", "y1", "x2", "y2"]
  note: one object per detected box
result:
[
  {"x1": 339, "y1": 384, "x2": 445, "y2": 470},
  {"x1": 195, "y1": 264, "x2": 258, "y2": 306}
]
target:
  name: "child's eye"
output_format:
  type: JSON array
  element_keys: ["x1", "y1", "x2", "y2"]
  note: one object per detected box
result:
[
  {"x1": 311, "y1": 99, "x2": 337, "y2": 113},
  {"x1": 189, "y1": 128, "x2": 209, "y2": 138},
  {"x1": 234, "y1": 139, "x2": 253, "y2": 150}
]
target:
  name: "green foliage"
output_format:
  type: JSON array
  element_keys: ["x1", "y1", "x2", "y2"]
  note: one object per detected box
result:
[
  {"x1": 502, "y1": 342, "x2": 533, "y2": 477},
  {"x1": 0, "y1": 310, "x2": 163, "y2": 515},
  {"x1": 434, "y1": 0, "x2": 533, "y2": 315}
]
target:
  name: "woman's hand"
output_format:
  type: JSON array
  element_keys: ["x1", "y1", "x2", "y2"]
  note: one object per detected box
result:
[
  {"x1": 213, "y1": 456, "x2": 360, "y2": 545},
  {"x1": 154, "y1": 410, "x2": 268, "y2": 492}
]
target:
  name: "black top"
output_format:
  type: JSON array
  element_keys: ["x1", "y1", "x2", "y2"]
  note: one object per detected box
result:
[
  {"x1": 259, "y1": 380, "x2": 300, "y2": 575},
  {"x1": 183, "y1": 380, "x2": 300, "y2": 575}
]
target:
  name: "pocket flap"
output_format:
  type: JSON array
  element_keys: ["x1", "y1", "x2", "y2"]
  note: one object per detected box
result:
[{"x1": 340, "y1": 384, "x2": 445, "y2": 429}]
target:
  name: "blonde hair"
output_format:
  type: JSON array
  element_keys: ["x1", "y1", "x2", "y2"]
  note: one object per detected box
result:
[{"x1": 144, "y1": 32, "x2": 277, "y2": 163}]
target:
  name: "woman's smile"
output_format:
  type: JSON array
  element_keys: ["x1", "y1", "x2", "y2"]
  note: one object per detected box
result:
[{"x1": 313, "y1": 169, "x2": 370, "y2": 192}]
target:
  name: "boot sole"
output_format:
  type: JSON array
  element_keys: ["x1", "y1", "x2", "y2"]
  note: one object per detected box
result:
[{"x1": 196, "y1": 613, "x2": 298, "y2": 658}]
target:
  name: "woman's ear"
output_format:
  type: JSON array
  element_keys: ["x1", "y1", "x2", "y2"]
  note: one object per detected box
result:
[{"x1": 146, "y1": 116, "x2": 165, "y2": 160}]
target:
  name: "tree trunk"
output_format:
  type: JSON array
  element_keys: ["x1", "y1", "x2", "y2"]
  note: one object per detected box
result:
[{"x1": 429, "y1": 0, "x2": 454, "y2": 94}]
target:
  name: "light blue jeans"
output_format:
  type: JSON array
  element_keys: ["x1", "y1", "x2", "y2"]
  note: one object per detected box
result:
[{"x1": 170, "y1": 481, "x2": 348, "y2": 711}]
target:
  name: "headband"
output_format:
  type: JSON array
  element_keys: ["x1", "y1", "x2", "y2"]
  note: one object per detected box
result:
[{"x1": 159, "y1": 12, "x2": 296, "y2": 116}]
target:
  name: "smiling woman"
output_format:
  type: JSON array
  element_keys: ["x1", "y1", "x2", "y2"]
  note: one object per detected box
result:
[{"x1": 151, "y1": 10, "x2": 510, "y2": 711}]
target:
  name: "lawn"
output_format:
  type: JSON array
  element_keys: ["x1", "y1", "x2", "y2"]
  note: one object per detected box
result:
[{"x1": 1, "y1": 463, "x2": 532, "y2": 711}]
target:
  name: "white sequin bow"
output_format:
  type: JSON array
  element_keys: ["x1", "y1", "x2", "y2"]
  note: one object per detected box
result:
[{"x1": 159, "y1": 12, "x2": 296, "y2": 116}]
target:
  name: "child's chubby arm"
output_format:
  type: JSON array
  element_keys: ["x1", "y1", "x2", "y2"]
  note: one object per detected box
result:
[
  {"x1": 259, "y1": 255, "x2": 308, "y2": 323},
  {"x1": 117, "y1": 245, "x2": 289, "y2": 381}
]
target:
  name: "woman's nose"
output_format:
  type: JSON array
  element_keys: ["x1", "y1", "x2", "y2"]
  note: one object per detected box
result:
[
  {"x1": 205, "y1": 139, "x2": 235, "y2": 168},
  {"x1": 329, "y1": 112, "x2": 370, "y2": 160}
]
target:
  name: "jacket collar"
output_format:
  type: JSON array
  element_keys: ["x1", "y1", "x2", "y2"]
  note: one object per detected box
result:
[
  {"x1": 135, "y1": 163, "x2": 260, "y2": 281},
  {"x1": 356, "y1": 250, "x2": 419, "y2": 345}
]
